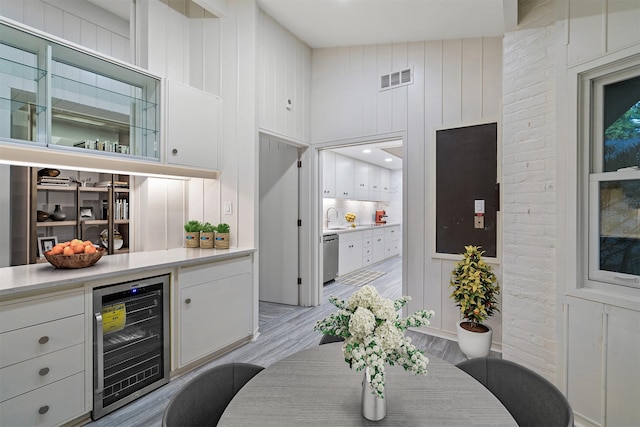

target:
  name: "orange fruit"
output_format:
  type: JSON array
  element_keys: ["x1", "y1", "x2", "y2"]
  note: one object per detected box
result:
[
  {"x1": 63, "y1": 246, "x2": 74, "y2": 256},
  {"x1": 71, "y1": 239, "x2": 83, "y2": 246},
  {"x1": 51, "y1": 245, "x2": 64, "y2": 255},
  {"x1": 83, "y1": 240, "x2": 93, "y2": 246},
  {"x1": 84, "y1": 245, "x2": 97, "y2": 254},
  {"x1": 72, "y1": 244, "x2": 85, "y2": 254}
]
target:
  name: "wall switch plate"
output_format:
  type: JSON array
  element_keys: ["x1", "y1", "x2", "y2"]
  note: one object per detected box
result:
[{"x1": 224, "y1": 201, "x2": 232, "y2": 215}]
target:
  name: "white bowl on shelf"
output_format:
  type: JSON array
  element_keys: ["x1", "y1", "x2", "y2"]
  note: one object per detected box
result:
[{"x1": 100, "y1": 229, "x2": 124, "y2": 250}]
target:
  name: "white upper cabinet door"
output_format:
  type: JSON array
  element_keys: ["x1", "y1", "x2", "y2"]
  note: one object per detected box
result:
[
  {"x1": 322, "y1": 151, "x2": 336, "y2": 198},
  {"x1": 353, "y1": 160, "x2": 369, "y2": 200},
  {"x1": 335, "y1": 154, "x2": 354, "y2": 199},
  {"x1": 368, "y1": 165, "x2": 381, "y2": 201},
  {"x1": 165, "y1": 80, "x2": 221, "y2": 171},
  {"x1": 380, "y1": 168, "x2": 391, "y2": 201}
]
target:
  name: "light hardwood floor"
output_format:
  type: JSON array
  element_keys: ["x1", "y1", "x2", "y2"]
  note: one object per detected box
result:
[{"x1": 87, "y1": 256, "x2": 482, "y2": 426}]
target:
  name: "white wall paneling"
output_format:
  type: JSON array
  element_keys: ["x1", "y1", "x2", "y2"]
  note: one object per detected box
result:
[
  {"x1": 0, "y1": 0, "x2": 130, "y2": 61},
  {"x1": 310, "y1": 37, "x2": 503, "y2": 344},
  {"x1": 258, "y1": 9, "x2": 311, "y2": 142}
]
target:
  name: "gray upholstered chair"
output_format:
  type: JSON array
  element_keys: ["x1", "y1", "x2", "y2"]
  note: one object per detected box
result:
[
  {"x1": 162, "y1": 362, "x2": 264, "y2": 427},
  {"x1": 319, "y1": 334, "x2": 344, "y2": 345},
  {"x1": 456, "y1": 357, "x2": 573, "y2": 427}
]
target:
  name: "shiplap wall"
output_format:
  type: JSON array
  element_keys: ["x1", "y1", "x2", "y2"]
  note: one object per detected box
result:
[
  {"x1": 310, "y1": 38, "x2": 504, "y2": 345},
  {"x1": 0, "y1": 0, "x2": 130, "y2": 62},
  {"x1": 257, "y1": 10, "x2": 311, "y2": 143}
]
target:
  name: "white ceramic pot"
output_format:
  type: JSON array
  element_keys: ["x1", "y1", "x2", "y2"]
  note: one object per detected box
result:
[{"x1": 456, "y1": 320, "x2": 493, "y2": 359}]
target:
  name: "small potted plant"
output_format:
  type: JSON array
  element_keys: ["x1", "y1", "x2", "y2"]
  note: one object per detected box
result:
[
  {"x1": 449, "y1": 245, "x2": 500, "y2": 358},
  {"x1": 184, "y1": 220, "x2": 202, "y2": 248},
  {"x1": 214, "y1": 223, "x2": 230, "y2": 249},
  {"x1": 200, "y1": 222, "x2": 216, "y2": 249}
]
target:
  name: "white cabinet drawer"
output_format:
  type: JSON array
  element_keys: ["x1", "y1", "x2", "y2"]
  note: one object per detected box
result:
[
  {"x1": 0, "y1": 343, "x2": 84, "y2": 402},
  {"x1": 0, "y1": 372, "x2": 84, "y2": 427},
  {"x1": 0, "y1": 290, "x2": 84, "y2": 334},
  {"x1": 384, "y1": 226, "x2": 400, "y2": 241},
  {"x1": 0, "y1": 315, "x2": 84, "y2": 368},
  {"x1": 179, "y1": 256, "x2": 252, "y2": 288}
]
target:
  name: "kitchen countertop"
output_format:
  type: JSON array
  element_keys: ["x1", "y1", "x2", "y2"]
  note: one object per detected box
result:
[
  {"x1": 322, "y1": 222, "x2": 400, "y2": 235},
  {"x1": 0, "y1": 247, "x2": 256, "y2": 298}
]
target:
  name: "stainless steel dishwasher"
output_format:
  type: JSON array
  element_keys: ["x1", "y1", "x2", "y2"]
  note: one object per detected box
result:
[{"x1": 323, "y1": 234, "x2": 339, "y2": 283}]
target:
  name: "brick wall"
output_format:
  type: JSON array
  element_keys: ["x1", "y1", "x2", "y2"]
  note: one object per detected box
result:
[{"x1": 501, "y1": 0, "x2": 558, "y2": 379}]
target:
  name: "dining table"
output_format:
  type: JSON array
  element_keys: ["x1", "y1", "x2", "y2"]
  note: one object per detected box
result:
[{"x1": 218, "y1": 342, "x2": 517, "y2": 426}]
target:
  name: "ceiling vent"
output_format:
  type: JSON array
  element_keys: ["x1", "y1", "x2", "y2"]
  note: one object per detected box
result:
[{"x1": 380, "y1": 67, "x2": 413, "y2": 91}]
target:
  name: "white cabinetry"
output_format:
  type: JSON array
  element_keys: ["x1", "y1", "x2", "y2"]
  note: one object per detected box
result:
[
  {"x1": 177, "y1": 256, "x2": 253, "y2": 367},
  {"x1": 165, "y1": 80, "x2": 221, "y2": 171},
  {"x1": 566, "y1": 297, "x2": 640, "y2": 427},
  {"x1": 338, "y1": 231, "x2": 363, "y2": 276},
  {"x1": 335, "y1": 154, "x2": 354, "y2": 199},
  {"x1": 385, "y1": 225, "x2": 401, "y2": 257},
  {"x1": 362, "y1": 230, "x2": 373, "y2": 267},
  {"x1": 372, "y1": 228, "x2": 386, "y2": 263},
  {"x1": 368, "y1": 165, "x2": 381, "y2": 200},
  {"x1": 322, "y1": 151, "x2": 336, "y2": 198},
  {"x1": 0, "y1": 289, "x2": 86, "y2": 427},
  {"x1": 380, "y1": 168, "x2": 391, "y2": 201},
  {"x1": 353, "y1": 160, "x2": 369, "y2": 200},
  {"x1": 322, "y1": 152, "x2": 392, "y2": 202}
]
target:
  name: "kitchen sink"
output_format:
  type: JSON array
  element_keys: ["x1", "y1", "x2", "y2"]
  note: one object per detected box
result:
[{"x1": 325, "y1": 226, "x2": 352, "y2": 230}]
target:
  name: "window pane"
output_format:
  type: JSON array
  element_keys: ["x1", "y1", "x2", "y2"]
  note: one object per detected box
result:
[
  {"x1": 599, "y1": 180, "x2": 640, "y2": 275},
  {"x1": 603, "y1": 76, "x2": 640, "y2": 172}
]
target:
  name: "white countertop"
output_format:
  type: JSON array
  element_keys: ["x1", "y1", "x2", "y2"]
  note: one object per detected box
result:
[
  {"x1": 322, "y1": 222, "x2": 400, "y2": 235},
  {"x1": 0, "y1": 247, "x2": 256, "y2": 298}
]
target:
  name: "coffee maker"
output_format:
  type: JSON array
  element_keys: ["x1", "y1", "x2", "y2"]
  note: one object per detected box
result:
[{"x1": 375, "y1": 210, "x2": 387, "y2": 225}]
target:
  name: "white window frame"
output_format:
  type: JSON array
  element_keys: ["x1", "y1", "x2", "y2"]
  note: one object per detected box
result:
[{"x1": 581, "y1": 57, "x2": 640, "y2": 290}]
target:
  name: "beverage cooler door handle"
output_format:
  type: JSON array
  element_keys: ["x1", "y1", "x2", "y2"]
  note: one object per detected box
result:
[{"x1": 94, "y1": 312, "x2": 104, "y2": 395}]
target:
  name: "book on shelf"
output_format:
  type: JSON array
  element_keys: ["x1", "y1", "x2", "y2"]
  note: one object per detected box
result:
[{"x1": 38, "y1": 176, "x2": 72, "y2": 186}]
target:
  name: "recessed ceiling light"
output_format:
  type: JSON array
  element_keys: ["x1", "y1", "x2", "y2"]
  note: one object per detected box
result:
[
  {"x1": 362, "y1": 149, "x2": 371, "y2": 153},
  {"x1": 385, "y1": 158, "x2": 393, "y2": 162}
]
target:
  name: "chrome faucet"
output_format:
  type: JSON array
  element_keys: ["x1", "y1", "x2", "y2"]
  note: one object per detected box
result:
[{"x1": 325, "y1": 206, "x2": 338, "y2": 228}]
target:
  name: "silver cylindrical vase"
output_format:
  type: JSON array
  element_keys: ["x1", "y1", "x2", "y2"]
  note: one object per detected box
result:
[{"x1": 361, "y1": 367, "x2": 386, "y2": 421}]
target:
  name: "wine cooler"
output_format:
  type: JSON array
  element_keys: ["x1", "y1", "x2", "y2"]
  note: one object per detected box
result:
[{"x1": 92, "y1": 274, "x2": 170, "y2": 420}]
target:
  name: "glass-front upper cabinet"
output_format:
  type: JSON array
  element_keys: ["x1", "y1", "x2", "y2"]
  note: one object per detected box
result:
[
  {"x1": 0, "y1": 20, "x2": 160, "y2": 161},
  {"x1": 0, "y1": 23, "x2": 48, "y2": 144}
]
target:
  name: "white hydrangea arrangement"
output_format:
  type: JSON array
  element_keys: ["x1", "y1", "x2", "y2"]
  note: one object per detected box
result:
[{"x1": 314, "y1": 285, "x2": 435, "y2": 398}]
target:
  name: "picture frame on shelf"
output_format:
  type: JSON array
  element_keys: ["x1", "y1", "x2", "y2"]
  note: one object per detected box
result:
[
  {"x1": 80, "y1": 206, "x2": 95, "y2": 220},
  {"x1": 38, "y1": 236, "x2": 58, "y2": 257}
]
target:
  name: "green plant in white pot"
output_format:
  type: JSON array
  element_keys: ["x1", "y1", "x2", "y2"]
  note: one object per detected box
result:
[{"x1": 449, "y1": 245, "x2": 500, "y2": 358}]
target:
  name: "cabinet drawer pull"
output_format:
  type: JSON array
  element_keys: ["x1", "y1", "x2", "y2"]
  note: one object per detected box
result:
[
  {"x1": 39, "y1": 367, "x2": 50, "y2": 376},
  {"x1": 38, "y1": 405, "x2": 49, "y2": 415},
  {"x1": 38, "y1": 336, "x2": 49, "y2": 345},
  {"x1": 185, "y1": 298, "x2": 192, "y2": 304},
  {"x1": 172, "y1": 148, "x2": 178, "y2": 154}
]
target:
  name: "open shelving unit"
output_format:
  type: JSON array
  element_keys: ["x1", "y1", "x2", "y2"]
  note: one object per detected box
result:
[{"x1": 30, "y1": 167, "x2": 131, "y2": 264}]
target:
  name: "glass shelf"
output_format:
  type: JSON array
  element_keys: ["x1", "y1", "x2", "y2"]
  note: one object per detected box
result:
[
  {"x1": 0, "y1": 56, "x2": 46, "y2": 82},
  {"x1": 51, "y1": 74, "x2": 158, "y2": 114}
]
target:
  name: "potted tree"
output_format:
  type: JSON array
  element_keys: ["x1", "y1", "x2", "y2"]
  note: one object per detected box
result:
[
  {"x1": 200, "y1": 222, "x2": 216, "y2": 249},
  {"x1": 449, "y1": 245, "x2": 500, "y2": 358},
  {"x1": 215, "y1": 223, "x2": 230, "y2": 249},
  {"x1": 184, "y1": 220, "x2": 202, "y2": 248}
]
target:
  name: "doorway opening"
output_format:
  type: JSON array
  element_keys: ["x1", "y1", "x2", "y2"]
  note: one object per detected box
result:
[{"x1": 318, "y1": 138, "x2": 404, "y2": 301}]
